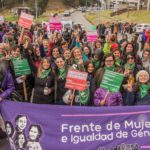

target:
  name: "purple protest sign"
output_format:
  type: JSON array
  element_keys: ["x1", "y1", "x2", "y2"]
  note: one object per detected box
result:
[
  {"x1": 87, "y1": 31, "x2": 98, "y2": 42},
  {"x1": 1, "y1": 100, "x2": 150, "y2": 150},
  {"x1": 49, "y1": 17, "x2": 62, "y2": 31}
]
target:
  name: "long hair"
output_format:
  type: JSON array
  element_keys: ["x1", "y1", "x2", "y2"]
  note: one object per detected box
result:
[{"x1": 37, "y1": 57, "x2": 51, "y2": 78}]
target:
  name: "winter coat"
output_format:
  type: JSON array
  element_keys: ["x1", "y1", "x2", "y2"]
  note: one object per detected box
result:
[
  {"x1": 0, "y1": 70, "x2": 15, "y2": 99},
  {"x1": 93, "y1": 88, "x2": 123, "y2": 106},
  {"x1": 125, "y1": 91, "x2": 150, "y2": 105},
  {"x1": 33, "y1": 72, "x2": 55, "y2": 104}
]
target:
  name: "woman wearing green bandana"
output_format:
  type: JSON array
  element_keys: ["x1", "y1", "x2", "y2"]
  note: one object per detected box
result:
[
  {"x1": 54, "y1": 56, "x2": 69, "y2": 105},
  {"x1": 125, "y1": 70, "x2": 150, "y2": 105},
  {"x1": 33, "y1": 57, "x2": 54, "y2": 104},
  {"x1": 92, "y1": 53, "x2": 123, "y2": 93}
]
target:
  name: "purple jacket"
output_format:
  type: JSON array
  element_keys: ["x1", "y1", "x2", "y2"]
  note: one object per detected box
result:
[
  {"x1": 93, "y1": 88, "x2": 123, "y2": 106},
  {"x1": 0, "y1": 70, "x2": 15, "y2": 99}
]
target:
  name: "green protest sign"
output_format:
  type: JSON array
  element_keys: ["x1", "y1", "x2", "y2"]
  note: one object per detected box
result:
[
  {"x1": 91, "y1": 25, "x2": 96, "y2": 31},
  {"x1": 13, "y1": 59, "x2": 31, "y2": 76},
  {"x1": 100, "y1": 70, "x2": 124, "y2": 93}
]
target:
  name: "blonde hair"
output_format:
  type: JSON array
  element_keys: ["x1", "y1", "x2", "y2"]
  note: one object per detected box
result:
[{"x1": 37, "y1": 57, "x2": 50, "y2": 78}]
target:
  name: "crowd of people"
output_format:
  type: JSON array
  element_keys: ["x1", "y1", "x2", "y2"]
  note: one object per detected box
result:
[{"x1": 0, "y1": 20, "x2": 150, "y2": 139}]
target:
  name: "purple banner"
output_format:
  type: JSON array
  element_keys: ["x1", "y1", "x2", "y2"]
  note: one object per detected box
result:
[{"x1": 1, "y1": 100, "x2": 150, "y2": 150}]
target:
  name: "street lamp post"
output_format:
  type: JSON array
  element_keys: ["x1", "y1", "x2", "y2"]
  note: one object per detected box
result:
[{"x1": 35, "y1": 0, "x2": 38, "y2": 20}]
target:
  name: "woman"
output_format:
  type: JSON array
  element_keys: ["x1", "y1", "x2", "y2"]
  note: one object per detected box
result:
[
  {"x1": 62, "y1": 49, "x2": 72, "y2": 66},
  {"x1": 123, "y1": 52, "x2": 142, "y2": 86},
  {"x1": 82, "y1": 46, "x2": 91, "y2": 62},
  {"x1": 15, "y1": 132, "x2": 27, "y2": 149},
  {"x1": 33, "y1": 57, "x2": 54, "y2": 104},
  {"x1": 92, "y1": 53, "x2": 123, "y2": 93},
  {"x1": 112, "y1": 49, "x2": 123, "y2": 67},
  {"x1": 84, "y1": 61, "x2": 96, "y2": 105},
  {"x1": 141, "y1": 49, "x2": 150, "y2": 69},
  {"x1": 54, "y1": 56, "x2": 68, "y2": 105},
  {"x1": 125, "y1": 70, "x2": 150, "y2": 105},
  {"x1": 50, "y1": 47, "x2": 60, "y2": 69}
]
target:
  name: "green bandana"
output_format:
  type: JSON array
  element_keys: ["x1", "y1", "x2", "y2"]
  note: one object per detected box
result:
[
  {"x1": 44, "y1": 48, "x2": 48, "y2": 52},
  {"x1": 115, "y1": 59, "x2": 121, "y2": 67},
  {"x1": 11, "y1": 56, "x2": 21, "y2": 62},
  {"x1": 104, "y1": 66, "x2": 115, "y2": 71},
  {"x1": 125, "y1": 63, "x2": 135, "y2": 70},
  {"x1": 140, "y1": 84, "x2": 150, "y2": 98},
  {"x1": 79, "y1": 89, "x2": 89, "y2": 105},
  {"x1": 74, "y1": 59, "x2": 79, "y2": 64},
  {"x1": 92, "y1": 59, "x2": 100, "y2": 69},
  {"x1": 0, "y1": 54, "x2": 5, "y2": 59},
  {"x1": 59, "y1": 68, "x2": 67, "y2": 79},
  {"x1": 40, "y1": 69, "x2": 51, "y2": 79}
]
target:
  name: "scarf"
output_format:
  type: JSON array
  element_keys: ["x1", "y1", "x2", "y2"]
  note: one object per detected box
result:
[
  {"x1": 59, "y1": 67, "x2": 67, "y2": 79},
  {"x1": 74, "y1": 59, "x2": 79, "y2": 64},
  {"x1": 0, "y1": 54, "x2": 5, "y2": 59},
  {"x1": 115, "y1": 59, "x2": 121, "y2": 67},
  {"x1": 11, "y1": 56, "x2": 21, "y2": 62},
  {"x1": 92, "y1": 59, "x2": 100, "y2": 69},
  {"x1": 104, "y1": 65, "x2": 115, "y2": 71},
  {"x1": 125, "y1": 63, "x2": 135, "y2": 70},
  {"x1": 140, "y1": 84, "x2": 150, "y2": 98},
  {"x1": 40, "y1": 69, "x2": 51, "y2": 79},
  {"x1": 79, "y1": 89, "x2": 89, "y2": 105}
]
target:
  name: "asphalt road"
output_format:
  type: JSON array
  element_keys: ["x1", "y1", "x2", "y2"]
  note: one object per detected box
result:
[{"x1": 61, "y1": 11, "x2": 92, "y2": 30}]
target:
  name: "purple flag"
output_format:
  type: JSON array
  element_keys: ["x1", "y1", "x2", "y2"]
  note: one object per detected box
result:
[{"x1": 1, "y1": 100, "x2": 150, "y2": 150}]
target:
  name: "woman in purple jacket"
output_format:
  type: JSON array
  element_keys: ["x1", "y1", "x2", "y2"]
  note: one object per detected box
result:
[{"x1": 0, "y1": 60, "x2": 15, "y2": 101}]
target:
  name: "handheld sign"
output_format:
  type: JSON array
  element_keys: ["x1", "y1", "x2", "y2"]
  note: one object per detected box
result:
[
  {"x1": 0, "y1": 16, "x2": 4, "y2": 24},
  {"x1": 65, "y1": 70, "x2": 88, "y2": 91},
  {"x1": 87, "y1": 31, "x2": 98, "y2": 42},
  {"x1": 18, "y1": 12, "x2": 34, "y2": 29},
  {"x1": 13, "y1": 59, "x2": 31, "y2": 76},
  {"x1": 100, "y1": 70, "x2": 124, "y2": 93},
  {"x1": 49, "y1": 17, "x2": 62, "y2": 31}
]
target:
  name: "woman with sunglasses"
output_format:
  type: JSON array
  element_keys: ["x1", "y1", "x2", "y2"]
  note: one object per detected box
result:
[{"x1": 124, "y1": 70, "x2": 150, "y2": 105}]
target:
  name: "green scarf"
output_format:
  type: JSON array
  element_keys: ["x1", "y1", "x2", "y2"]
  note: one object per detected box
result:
[
  {"x1": 40, "y1": 69, "x2": 51, "y2": 79},
  {"x1": 140, "y1": 84, "x2": 150, "y2": 98},
  {"x1": 11, "y1": 56, "x2": 21, "y2": 62},
  {"x1": 44, "y1": 48, "x2": 48, "y2": 52},
  {"x1": 74, "y1": 59, "x2": 79, "y2": 64},
  {"x1": 59, "y1": 68, "x2": 67, "y2": 79},
  {"x1": 0, "y1": 54, "x2": 5, "y2": 59},
  {"x1": 125, "y1": 63, "x2": 135, "y2": 70},
  {"x1": 92, "y1": 59, "x2": 100, "y2": 69},
  {"x1": 79, "y1": 89, "x2": 89, "y2": 105},
  {"x1": 104, "y1": 65, "x2": 115, "y2": 71},
  {"x1": 115, "y1": 59, "x2": 121, "y2": 67}
]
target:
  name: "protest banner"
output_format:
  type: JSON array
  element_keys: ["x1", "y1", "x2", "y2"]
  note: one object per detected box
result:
[
  {"x1": 0, "y1": 16, "x2": 4, "y2": 24},
  {"x1": 65, "y1": 70, "x2": 88, "y2": 91},
  {"x1": 100, "y1": 70, "x2": 124, "y2": 93},
  {"x1": 49, "y1": 16, "x2": 62, "y2": 31},
  {"x1": 18, "y1": 12, "x2": 34, "y2": 29},
  {"x1": 87, "y1": 31, "x2": 98, "y2": 42},
  {"x1": 12, "y1": 59, "x2": 31, "y2": 77},
  {"x1": 1, "y1": 100, "x2": 150, "y2": 150}
]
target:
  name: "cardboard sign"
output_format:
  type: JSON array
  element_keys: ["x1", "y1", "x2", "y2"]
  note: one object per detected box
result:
[
  {"x1": 0, "y1": 16, "x2": 4, "y2": 24},
  {"x1": 65, "y1": 70, "x2": 88, "y2": 91},
  {"x1": 49, "y1": 17, "x2": 62, "y2": 31},
  {"x1": 13, "y1": 59, "x2": 31, "y2": 76},
  {"x1": 18, "y1": 13, "x2": 34, "y2": 29},
  {"x1": 100, "y1": 70, "x2": 124, "y2": 93},
  {"x1": 87, "y1": 31, "x2": 98, "y2": 42}
]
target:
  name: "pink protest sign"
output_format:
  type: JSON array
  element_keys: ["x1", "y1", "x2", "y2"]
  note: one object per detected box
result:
[
  {"x1": 18, "y1": 13, "x2": 34, "y2": 29},
  {"x1": 87, "y1": 31, "x2": 98, "y2": 42},
  {"x1": 49, "y1": 17, "x2": 62, "y2": 31}
]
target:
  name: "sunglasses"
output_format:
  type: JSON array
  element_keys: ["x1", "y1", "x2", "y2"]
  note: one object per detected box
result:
[{"x1": 127, "y1": 57, "x2": 134, "y2": 60}]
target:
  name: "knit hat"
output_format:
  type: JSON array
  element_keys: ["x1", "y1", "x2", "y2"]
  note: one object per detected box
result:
[
  {"x1": 136, "y1": 70, "x2": 149, "y2": 82},
  {"x1": 111, "y1": 43, "x2": 119, "y2": 52}
]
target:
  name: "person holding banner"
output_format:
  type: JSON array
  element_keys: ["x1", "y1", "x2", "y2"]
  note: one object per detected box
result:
[
  {"x1": 0, "y1": 59, "x2": 15, "y2": 139},
  {"x1": 32, "y1": 57, "x2": 55, "y2": 104},
  {"x1": 92, "y1": 53, "x2": 122, "y2": 93},
  {"x1": 125, "y1": 70, "x2": 150, "y2": 105}
]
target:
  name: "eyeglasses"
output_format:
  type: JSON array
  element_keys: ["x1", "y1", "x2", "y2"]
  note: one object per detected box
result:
[{"x1": 127, "y1": 57, "x2": 134, "y2": 60}]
